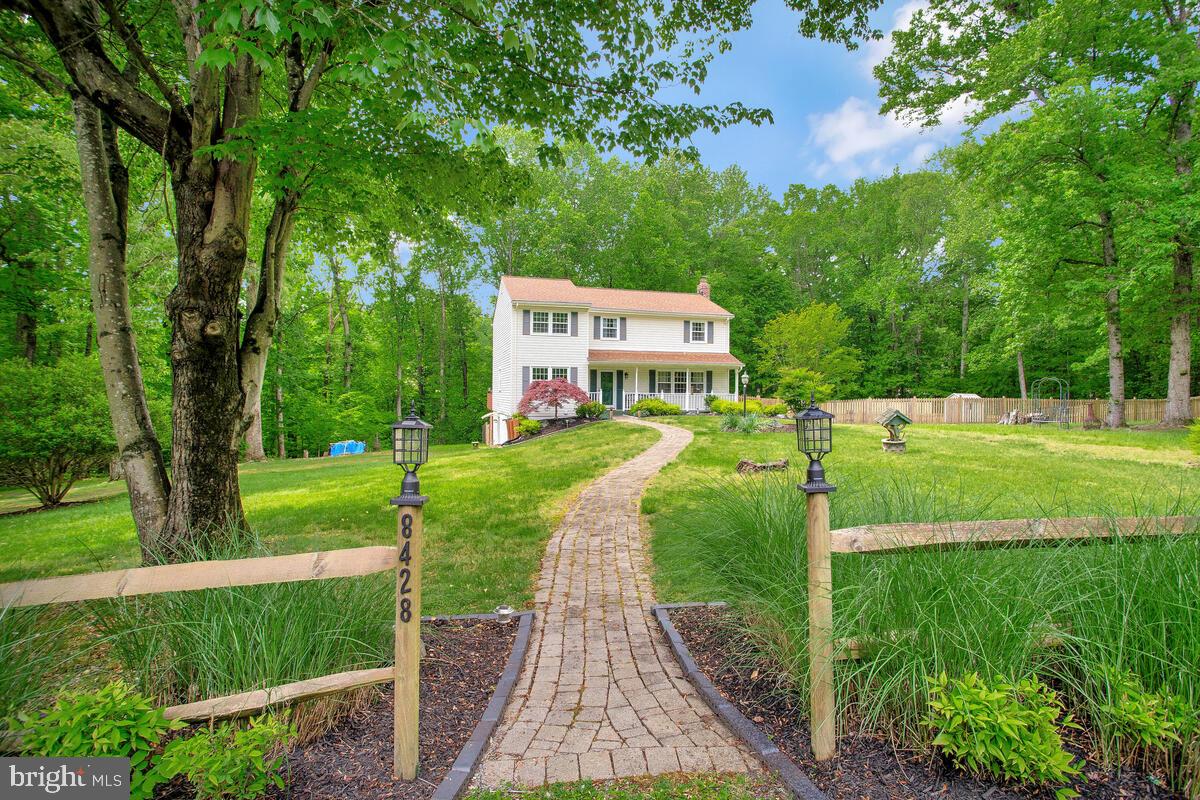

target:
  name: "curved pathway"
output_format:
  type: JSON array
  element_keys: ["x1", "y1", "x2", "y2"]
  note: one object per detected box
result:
[{"x1": 475, "y1": 417, "x2": 757, "y2": 787}]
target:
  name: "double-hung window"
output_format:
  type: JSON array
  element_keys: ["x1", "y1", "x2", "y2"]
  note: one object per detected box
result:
[
  {"x1": 532, "y1": 311, "x2": 549, "y2": 334},
  {"x1": 690, "y1": 371, "x2": 705, "y2": 394},
  {"x1": 552, "y1": 312, "x2": 569, "y2": 334},
  {"x1": 531, "y1": 366, "x2": 549, "y2": 382},
  {"x1": 690, "y1": 320, "x2": 706, "y2": 343},
  {"x1": 601, "y1": 317, "x2": 619, "y2": 339},
  {"x1": 673, "y1": 371, "x2": 688, "y2": 394},
  {"x1": 657, "y1": 372, "x2": 673, "y2": 393},
  {"x1": 551, "y1": 367, "x2": 568, "y2": 380}
]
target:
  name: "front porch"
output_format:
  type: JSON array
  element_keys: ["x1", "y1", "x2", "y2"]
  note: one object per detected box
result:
[{"x1": 586, "y1": 362, "x2": 742, "y2": 413}]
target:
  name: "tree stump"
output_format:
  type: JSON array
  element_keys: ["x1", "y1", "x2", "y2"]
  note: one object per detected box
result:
[{"x1": 736, "y1": 458, "x2": 789, "y2": 474}]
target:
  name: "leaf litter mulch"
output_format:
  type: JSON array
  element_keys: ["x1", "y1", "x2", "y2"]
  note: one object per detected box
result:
[
  {"x1": 273, "y1": 618, "x2": 516, "y2": 800},
  {"x1": 670, "y1": 606, "x2": 1182, "y2": 800}
]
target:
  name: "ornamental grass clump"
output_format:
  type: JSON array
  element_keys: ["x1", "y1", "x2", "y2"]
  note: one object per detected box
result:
[
  {"x1": 668, "y1": 470, "x2": 1200, "y2": 793},
  {"x1": 925, "y1": 672, "x2": 1080, "y2": 798}
]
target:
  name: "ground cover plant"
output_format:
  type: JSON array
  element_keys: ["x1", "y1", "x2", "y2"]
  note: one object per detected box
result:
[
  {"x1": 644, "y1": 417, "x2": 1200, "y2": 794},
  {"x1": 630, "y1": 398, "x2": 682, "y2": 416}
]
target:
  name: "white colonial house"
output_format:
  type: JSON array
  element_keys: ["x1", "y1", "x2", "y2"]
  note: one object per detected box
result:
[{"x1": 488, "y1": 275, "x2": 744, "y2": 444}]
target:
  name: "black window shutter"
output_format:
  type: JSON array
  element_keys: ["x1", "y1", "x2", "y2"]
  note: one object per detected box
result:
[
  {"x1": 649, "y1": 369, "x2": 656, "y2": 391},
  {"x1": 570, "y1": 312, "x2": 578, "y2": 336},
  {"x1": 683, "y1": 320, "x2": 690, "y2": 342},
  {"x1": 706, "y1": 371, "x2": 713, "y2": 393},
  {"x1": 522, "y1": 310, "x2": 530, "y2": 335},
  {"x1": 570, "y1": 367, "x2": 578, "y2": 386},
  {"x1": 616, "y1": 371, "x2": 624, "y2": 409},
  {"x1": 522, "y1": 366, "x2": 530, "y2": 395},
  {"x1": 619, "y1": 317, "x2": 627, "y2": 341},
  {"x1": 593, "y1": 316, "x2": 601, "y2": 338},
  {"x1": 589, "y1": 369, "x2": 597, "y2": 393},
  {"x1": 707, "y1": 321, "x2": 714, "y2": 344},
  {"x1": 728, "y1": 369, "x2": 736, "y2": 394}
]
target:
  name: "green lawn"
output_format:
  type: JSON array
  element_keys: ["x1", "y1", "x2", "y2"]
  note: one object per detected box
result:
[
  {"x1": 643, "y1": 417, "x2": 1199, "y2": 602},
  {"x1": 0, "y1": 421, "x2": 658, "y2": 614}
]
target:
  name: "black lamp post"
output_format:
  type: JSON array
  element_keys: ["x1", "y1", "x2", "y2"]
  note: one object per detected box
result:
[
  {"x1": 795, "y1": 391, "x2": 836, "y2": 761},
  {"x1": 741, "y1": 370, "x2": 750, "y2": 416},
  {"x1": 392, "y1": 404, "x2": 431, "y2": 503}
]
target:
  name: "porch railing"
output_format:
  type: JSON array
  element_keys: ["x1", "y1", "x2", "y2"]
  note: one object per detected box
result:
[{"x1": 624, "y1": 391, "x2": 737, "y2": 412}]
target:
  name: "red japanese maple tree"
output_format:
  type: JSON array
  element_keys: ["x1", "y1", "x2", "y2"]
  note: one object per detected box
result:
[{"x1": 517, "y1": 379, "x2": 591, "y2": 419}]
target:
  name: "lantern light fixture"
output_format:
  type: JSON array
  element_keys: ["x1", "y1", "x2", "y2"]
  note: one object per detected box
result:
[
  {"x1": 392, "y1": 405, "x2": 432, "y2": 501},
  {"x1": 796, "y1": 393, "x2": 835, "y2": 492}
]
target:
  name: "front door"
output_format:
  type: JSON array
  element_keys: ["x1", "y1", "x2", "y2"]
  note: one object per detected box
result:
[{"x1": 600, "y1": 371, "x2": 615, "y2": 406}]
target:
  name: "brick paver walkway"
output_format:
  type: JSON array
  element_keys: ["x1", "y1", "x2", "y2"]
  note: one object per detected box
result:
[{"x1": 476, "y1": 417, "x2": 758, "y2": 787}]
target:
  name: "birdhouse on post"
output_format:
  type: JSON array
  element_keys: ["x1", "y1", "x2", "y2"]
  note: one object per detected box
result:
[{"x1": 875, "y1": 408, "x2": 913, "y2": 453}]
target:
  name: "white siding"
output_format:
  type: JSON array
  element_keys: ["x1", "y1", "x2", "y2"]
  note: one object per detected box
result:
[
  {"x1": 586, "y1": 312, "x2": 730, "y2": 353},
  {"x1": 491, "y1": 284, "x2": 514, "y2": 417},
  {"x1": 510, "y1": 304, "x2": 589, "y2": 420}
]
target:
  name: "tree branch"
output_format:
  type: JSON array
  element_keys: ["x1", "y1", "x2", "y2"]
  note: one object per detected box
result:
[{"x1": 100, "y1": 0, "x2": 188, "y2": 121}]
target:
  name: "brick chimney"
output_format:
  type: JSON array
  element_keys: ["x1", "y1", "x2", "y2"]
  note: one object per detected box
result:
[{"x1": 696, "y1": 276, "x2": 711, "y2": 298}]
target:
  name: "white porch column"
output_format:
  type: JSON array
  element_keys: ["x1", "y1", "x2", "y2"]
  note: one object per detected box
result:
[
  {"x1": 734, "y1": 368, "x2": 740, "y2": 402},
  {"x1": 634, "y1": 367, "x2": 639, "y2": 405}
]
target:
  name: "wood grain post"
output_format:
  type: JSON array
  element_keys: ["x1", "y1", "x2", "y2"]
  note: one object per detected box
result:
[
  {"x1": 803, "y1": 481, "x2": 836, "y2": 761},
  {"x1": 392, "y1": 496, "x2": 426, "y2": 780}
]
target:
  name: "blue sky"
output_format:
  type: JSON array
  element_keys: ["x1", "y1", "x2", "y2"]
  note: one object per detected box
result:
[{"x1": 672, "y1": 0, "x2": 970, "y2": 196}]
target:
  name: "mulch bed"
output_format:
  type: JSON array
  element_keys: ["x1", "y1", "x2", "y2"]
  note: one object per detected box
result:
[
  {"x1": 271, "y1": 618, "x2": 516, "y2": 800},
  {"x1": 670, "y1": 606, "x2": 1181, "y2": 800}
]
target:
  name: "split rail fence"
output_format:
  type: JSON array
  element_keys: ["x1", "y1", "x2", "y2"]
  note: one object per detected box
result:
[
  {"x1": 0, "y1": 546, "x2": 404, "y2": 730},
  {"x1": 803, "y1": 513, "x2": 1200, "y2": 759},
  {"x1": 824, "y1": 396, "x2": 1200, "y2": 425}
]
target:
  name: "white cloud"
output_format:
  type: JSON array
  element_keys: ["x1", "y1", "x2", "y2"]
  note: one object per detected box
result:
[
  {"x1": 808, "y1": 97, "x2": 916, "y2": 163},
  {"x1": 860, "y1": 0, "x2": 928, "y2": 79}
]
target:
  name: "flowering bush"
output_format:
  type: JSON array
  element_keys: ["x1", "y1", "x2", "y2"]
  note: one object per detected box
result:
[{"x1": 517, "y1": 379, "x2": 590, "y2": 419}]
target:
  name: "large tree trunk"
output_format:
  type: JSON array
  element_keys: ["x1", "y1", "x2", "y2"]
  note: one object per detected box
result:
[
  {"x1": 159, "y1": 56, "x2": 262, "y2": 553},
  {"x1": 1100, "y1": 212, "x2": 1126, "y2": 428},
  {"x1": 275, "y1": 331, "x2": 286, "y2": 459},
  {"x1": 72, "y1": 95, "x2": 170, "y2": 558},
  {"x1": 1162, "y1": 4, "x2": 1196, "y2": 427},
  {"x1": 16, "y1": 307, "x2": 36, "y2": 364}
]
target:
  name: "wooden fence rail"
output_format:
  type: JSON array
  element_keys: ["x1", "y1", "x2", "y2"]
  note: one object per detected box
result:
[{"x1": 823, "y1": 396, "x2": 1200, "y2": 425}]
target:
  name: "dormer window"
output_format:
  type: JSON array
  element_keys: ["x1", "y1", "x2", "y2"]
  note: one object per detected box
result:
[
  {"x1": 601, "y1": 317, "x2": 619, "y2": 339},
  {"x1": 690, "y1": 321, "x2": 706, "y2": 343}
]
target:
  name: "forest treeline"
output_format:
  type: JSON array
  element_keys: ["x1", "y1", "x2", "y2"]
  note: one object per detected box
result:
[{"x1": 0, "y1": 0, "x2": 1194, "y2": 555}]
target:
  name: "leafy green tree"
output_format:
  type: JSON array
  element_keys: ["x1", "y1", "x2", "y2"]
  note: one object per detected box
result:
[
  {"x1": 0, "y1": 356, "x2": 114, "y2": 507},
  {"x1": 756, "y1": 304, "x2": 862, "y2": 395},
  {"x1": 778, "y1": 367, "x2": 835, "y2": 410}
]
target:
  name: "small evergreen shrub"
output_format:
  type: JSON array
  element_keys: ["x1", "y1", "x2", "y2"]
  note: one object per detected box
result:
[
  {"x1": 576, "y1": 401, "x2": 607, "y2": 420},
  {"x1": 925, "y1": 672, "x2": 1080, "y2": 798},
  {"x1": 515, "y1": 415, "x2": 542, "y2": 437},
  {"x1": 629, "y1": 398, "x2": 681, "y2": 416},
  {"x1": 159, "y1": 715, "x2": 293, "y2": 800},
  {"x1": 14, "y1": 681, "x2": 185, "y2": 800}
]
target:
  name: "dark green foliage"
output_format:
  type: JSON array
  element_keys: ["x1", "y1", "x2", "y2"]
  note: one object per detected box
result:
[
  {"x1": 14, "y1": 681, "x2": 185, "y2": 800},
  {"x1": 629, "y1": 398, "x2": 682, "y2": 416},
  {"x1": 0, "y1": 356, "x2": 115, "y2": 506}
]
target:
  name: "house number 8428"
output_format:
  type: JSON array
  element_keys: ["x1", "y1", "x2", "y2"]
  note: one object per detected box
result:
[{"x1": 399, "y1": 513, "x2": 414, "y2": 623}]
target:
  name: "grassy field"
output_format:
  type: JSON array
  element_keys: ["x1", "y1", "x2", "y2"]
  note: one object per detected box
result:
[
  {"x1": 643, "y1": 417, "x2": 1199, "y2": 601},
  {"x1": 0, "y1": 421, "x2": 658, "y2": 614},
  {"x1": 642, "y1": 417, "x2": 1199, "y2": 792}
]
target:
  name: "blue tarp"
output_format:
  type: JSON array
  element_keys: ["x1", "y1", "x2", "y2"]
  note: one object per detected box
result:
[{"x1": 329, "y1": 440, "x2": 366, "y2": 456}]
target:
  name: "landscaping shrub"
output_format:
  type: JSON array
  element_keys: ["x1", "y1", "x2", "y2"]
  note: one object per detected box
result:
[
  {"x1": 777, "y1": 367, "x2": 834, "y2": 412},
  {"x1": 704, "y1": 394, "x2": 719, "y2": 411},
  {"x1": 1189, "y1": 421, "x2": 1200, "y2": 456},
  {"x1": 719, "y1": 412, "x2": 767, "y2": 433},
  {"x1": 517, "y1": 379, "x2": 589, "y2": 419},
  {"x1": 515, "y1": 415, "x2": 542, "y2": 437},
  {"x1": 762, "y1": 403, "x2": 788, "y2": 416},
  {"x1": 926, "y1": 672, "x2": 1080, "y2": 797},
  {"x1": 0, "y1": 356, "x2": 115, "y2": 507},
  {"x1": 629, "y1": 398, "x2": 681, "y2": 416},
  {"x1": 576, "y1": 401, "x2": 607, "y2": 420},
  {"x1": 14, "y1": 681, "x2": 185, "y2": 800},
  {"x1": 711, "y1": 398, "x2": 762, "y2": 415},
  {"x1": 1089, "y1": 666, "x2": 1181, "y2": 761},
  {"x1": 159, "y1": 714, "x2": 293, "y2": 800}
]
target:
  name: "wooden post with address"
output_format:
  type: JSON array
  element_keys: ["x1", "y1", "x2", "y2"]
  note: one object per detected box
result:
[{"x1": 390, "y1": 406, "x2": 432, "y2": 781}]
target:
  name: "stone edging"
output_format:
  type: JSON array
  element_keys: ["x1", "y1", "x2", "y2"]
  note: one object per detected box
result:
[
  {"x1": 651, "y1": 603, "x2": 829, "y2": 800},
  {"x1": 432, "y1": 610, "x2": 535, "y2": 800}
]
